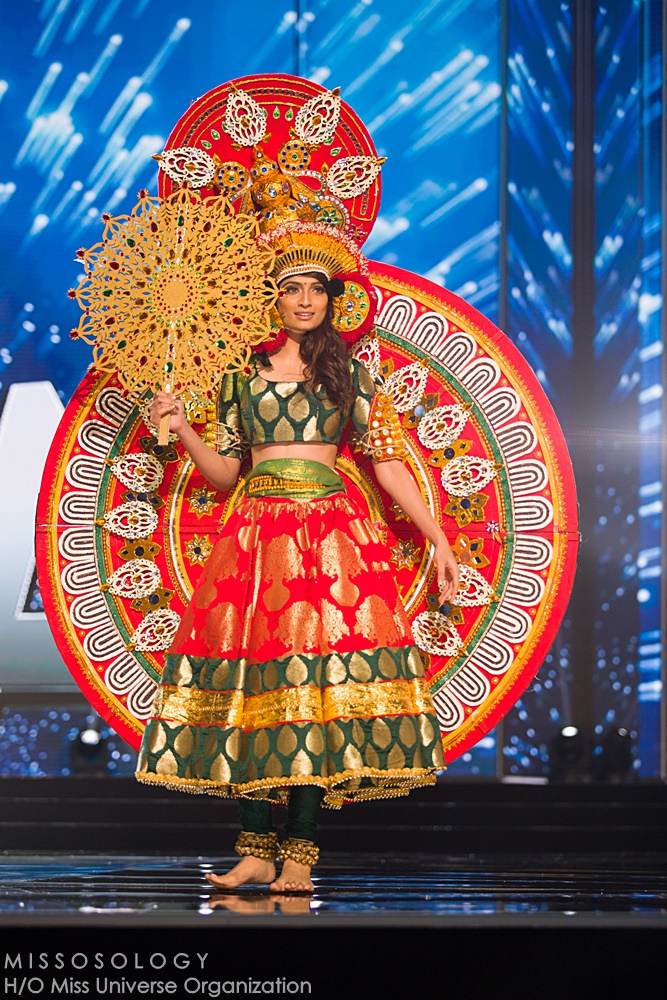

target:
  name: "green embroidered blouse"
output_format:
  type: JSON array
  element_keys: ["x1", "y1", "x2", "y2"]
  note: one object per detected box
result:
[{"x1": 216, "y1": 356, "x2": 406, "y2": 463}]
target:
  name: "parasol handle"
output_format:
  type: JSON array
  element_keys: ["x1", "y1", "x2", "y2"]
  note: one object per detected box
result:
[{"x1": 158, "y1": 413, "x2": 171, "y2": 446}]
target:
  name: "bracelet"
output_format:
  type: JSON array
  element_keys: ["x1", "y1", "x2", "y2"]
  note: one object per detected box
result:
[
  {"x1": 234, "y1": 831, "x2": 279, "y2": 860},
  {"x1": 277, "y1": 837, "x2": 319, "y2": 867}
]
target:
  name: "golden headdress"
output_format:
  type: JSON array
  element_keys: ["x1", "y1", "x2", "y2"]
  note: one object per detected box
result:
[{"x1": 156, "y1": 74, "x2": 385, "y2": 342}]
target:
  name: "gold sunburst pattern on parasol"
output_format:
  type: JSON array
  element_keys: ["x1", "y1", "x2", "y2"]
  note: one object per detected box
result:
[{"x1": 69, "y1": 186, "x2": 278, "y2": 404}]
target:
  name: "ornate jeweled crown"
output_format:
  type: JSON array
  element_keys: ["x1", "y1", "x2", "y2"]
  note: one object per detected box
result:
[{"x1": 156, "y1": 74, "x2": 383, "y2": 342}]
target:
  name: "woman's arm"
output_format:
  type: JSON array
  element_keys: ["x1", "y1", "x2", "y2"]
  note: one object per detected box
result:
[
  {"x1": 149, "y1": 392, "x2": 241, "y2": 492},
  {"x1": 372, "y1": 458, "x2": 459, "y2": 603}
]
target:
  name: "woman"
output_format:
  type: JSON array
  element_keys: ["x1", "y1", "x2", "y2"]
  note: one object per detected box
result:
[{"x1": 138, "y1": 266, "x2": 459, "y2": 893}]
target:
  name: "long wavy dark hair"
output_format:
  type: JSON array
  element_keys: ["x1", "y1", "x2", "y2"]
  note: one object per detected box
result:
[{"x1": 258, "y1": 271, "x2": 355, "y2": 412}]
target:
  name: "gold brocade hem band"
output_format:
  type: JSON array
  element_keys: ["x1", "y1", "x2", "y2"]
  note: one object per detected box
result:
[
  {"x1": 134, "y1": 764, "x2": 440, "y2": 810},
  {"x1": 235, "y1": 831, "x2": 279, "y2": 860},
  {"x1": 151, "y1": 677, "x2": 434, "y2": 730},
  {"x1": 278, "y1": 838, "x2": 319, "y2": 866}
]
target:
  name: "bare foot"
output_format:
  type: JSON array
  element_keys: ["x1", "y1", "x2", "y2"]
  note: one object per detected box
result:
[
  {"x1": 269, "y1": 859, "x2": 314, "y2": 894},
  {"x1": 205, "y1": 856, "x2": 276, "y2": 890}
]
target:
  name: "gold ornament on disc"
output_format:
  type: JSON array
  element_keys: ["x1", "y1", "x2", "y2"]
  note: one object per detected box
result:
[{"x1": 70, "y1": 186, "x2": 278, "y2": 408}]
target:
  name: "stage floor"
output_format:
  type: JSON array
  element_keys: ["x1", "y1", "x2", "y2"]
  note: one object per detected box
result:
[{"x1": 1, "y1": 852, "x2": 665, "y2": 927}]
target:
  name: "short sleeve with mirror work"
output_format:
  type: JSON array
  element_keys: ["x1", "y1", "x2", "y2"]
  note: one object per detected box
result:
[{"x1": 349, "y1": 358, "x2": 408, "y2": 463}]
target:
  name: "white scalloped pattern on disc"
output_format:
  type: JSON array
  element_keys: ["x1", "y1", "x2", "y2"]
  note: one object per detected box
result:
[
  {"x1": 384, "y1": 363, "x2": 429, "y2": 413},
  {"x1": 131, "y1": 609, "x2": 181, "y2": 652},
  {"x1": 103, "y1": 501, "x2": 158, "y2": 539},
  {"x1": 441, "y1": 456, "x2": 500, "y2": 497},
  {"x1": 110, "y1": 452, "x2": 164, "y2": 492},
  {"x1": 294, "y1": 89, "x2": 341, "y2": 143},
  {"x1": 224, "y1": 88, "x2": 267, "y2": 146},
  {"x1": 354, "y1": 335, "x2": 381, "y2": 381},
  {"x1": 456, "y1": 563, "x2": 498, "y2": 607},
  {"x1": 106, "y1": 559, "x2": 161, "y2": 599},
  {"x1": 159, "y1": 146, "x2": 215, "y2": 188},
  {"x1": 326, "y1": 156, "x2": 383, "y2": 199},
  {"x1": 417, "y1": 404, "x2": 471, "y2": 450},
  {"x1": 412, "y1": 611, "x2": 464, "y2": 657}
]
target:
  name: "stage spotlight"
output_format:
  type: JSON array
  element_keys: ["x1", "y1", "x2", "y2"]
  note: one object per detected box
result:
[
  {"x1": 595, "y1": 727, "x2": 635, "y2": 782},
  {"x1": 549, "y1": 724, "x2": 586, "y2": 781},
  {"x1": 70, "y1": 726, "x2": 109, "y2": 774}
]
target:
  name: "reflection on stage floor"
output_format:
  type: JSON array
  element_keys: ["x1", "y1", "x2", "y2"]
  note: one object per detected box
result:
[{"x1": 1, "y1": 853, "x2": 665, "y2": 926}]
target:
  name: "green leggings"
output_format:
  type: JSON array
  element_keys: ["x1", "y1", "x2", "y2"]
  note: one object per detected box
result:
[{"x1": 238, "y1": 786, "x2": 324, "y2": 843}]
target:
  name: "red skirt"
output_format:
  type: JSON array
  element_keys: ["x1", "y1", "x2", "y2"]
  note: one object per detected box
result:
[{"x1": 136, "y1": 462, "x2": 444, "y2": 807}]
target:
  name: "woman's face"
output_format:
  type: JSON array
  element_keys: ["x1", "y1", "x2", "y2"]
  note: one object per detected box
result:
[{"x1": 277, "y1": 274, "x2": 328, "y2": 334}]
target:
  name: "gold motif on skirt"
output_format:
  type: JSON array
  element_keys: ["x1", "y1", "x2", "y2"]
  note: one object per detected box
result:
[
  {"x1": 354, "y1": 594, "x2": 400, "y2": 645},
  {"x1": 321, "y1": 601, "x2": 350, "y2": 645},
  {"x1": 273, "y1": 600, "x2": 320, "y2": 651},
  {"x1": 200, "y1": 601, "x2": 242, "y2": 652},
  {"x1": 292, "y1": 748, "x2": 313, "y2": 776}
]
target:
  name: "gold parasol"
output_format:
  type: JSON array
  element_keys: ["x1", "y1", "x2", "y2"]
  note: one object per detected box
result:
[{"x1": 70, "y1": 186, "x2": 278, "y2": 443}]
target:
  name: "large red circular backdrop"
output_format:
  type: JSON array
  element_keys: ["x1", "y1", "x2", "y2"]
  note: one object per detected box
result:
[{"x1": 36, "y1": 263, "x2": 578, "y2": 761}]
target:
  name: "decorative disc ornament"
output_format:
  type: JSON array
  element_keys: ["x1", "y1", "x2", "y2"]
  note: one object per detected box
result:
[
  {"x1": 37, "y1": 263, "x2": 577, "y2": 760},
  {"x1": 156, "y1": 74, "x2": 383, "y2": 246},
  {"x1": 69, "y1": 186, "x2": 278, "y2": 401}
]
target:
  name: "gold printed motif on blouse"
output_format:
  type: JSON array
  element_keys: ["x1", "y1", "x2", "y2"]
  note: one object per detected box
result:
[
  {"x1": 274, "y1": 415, "x2": 296, "y2": 441},
  {"x1": 323, "y1": 411, "x2": 341, "y2": 437},
  {"x1": 258, "y1": 391, "x2": 280, "y2": 423},
  {"x1": 352, "y1": 718, "x2": 365, "y2": 745},
  {"x1": 275, "y1": 381, "x2": 300, "y2": 398},
  {"x1": 288, "y1": 393, "x2": 312, "y2": 423},
  {"x1": 154, "y1": 685, "x2": 244, "y2": 727},
  {"x1": 353, "y1": 395, "x2": 371, "y2": 428},
  {"x1": 224, "y1": 728, "x2": 241, "y2": 762},
  {"x1": 365, "y1": 744, "x2": 380, "y2": 769},
  {"x1": 171, "y1": 656, "x2": 193, "y2": 687},
  {"x1": 301, "y1": 414, "x2": 318, "y2": 440},
  {"x1": 277, "y1": 725, "x2": 298, "y2": 756}
]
